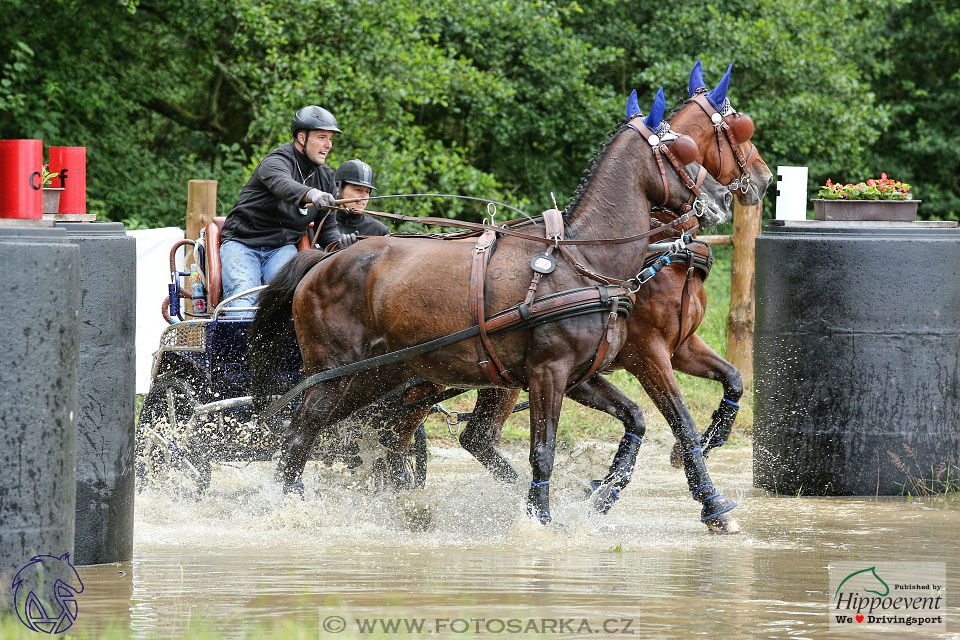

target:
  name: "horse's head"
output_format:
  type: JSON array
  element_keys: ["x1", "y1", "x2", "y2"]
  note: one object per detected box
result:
[
  {"x1": 12, "y1": 553, "x2": 85, "y2": 633},
  {"x1": 627, "y1": 88, "x2": 733, "y2": 229},
  {"x1": 668, "y1": 60, "x2": 774, "y2": 206}
]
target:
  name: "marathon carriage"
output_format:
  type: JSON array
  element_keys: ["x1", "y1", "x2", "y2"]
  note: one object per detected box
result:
[{"x1": 136, "y1": 217, "x2": 428, "y2": 494}]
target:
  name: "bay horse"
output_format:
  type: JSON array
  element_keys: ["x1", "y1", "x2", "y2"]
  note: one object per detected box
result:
[
  {"x1": 455, "y1": 61, "x2": 774, "y2": 533},
  {"x1": 249, "y1": 87, "x2": 732, "y2": 525}
]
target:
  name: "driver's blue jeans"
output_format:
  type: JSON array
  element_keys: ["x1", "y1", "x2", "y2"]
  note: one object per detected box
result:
[{"x1": 220, "y1": 241, "x2": 297, "y2": 316}]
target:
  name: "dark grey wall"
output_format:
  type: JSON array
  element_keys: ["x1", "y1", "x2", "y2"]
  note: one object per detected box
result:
[
  {"x1": 0, "y1": 225, "x2": 79, "y2": 600},
  {"x1": 754, "y1": 222, "x2": 960, "y2": 495}
]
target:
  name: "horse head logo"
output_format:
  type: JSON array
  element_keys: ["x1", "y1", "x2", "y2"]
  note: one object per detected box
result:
[
  {"x1": 834, "y1": 566, "x2": 890, "y2": 600},
  {"x1": 12, "y1": 553, "x2": 84, "y2": 634}
]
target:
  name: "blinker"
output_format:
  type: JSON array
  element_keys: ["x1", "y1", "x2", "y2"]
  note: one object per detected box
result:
[
  {"x1": 669, "y1": 135, "x2": 699, "y2": 166},
  {"x1": 729, "y1": 113, "x2": 755, "y2": 142}
]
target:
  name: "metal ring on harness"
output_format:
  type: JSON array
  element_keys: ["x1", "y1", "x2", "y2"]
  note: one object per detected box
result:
[
  {"x1": 692, "y1": 198, "x2": 707, "y2": 217},
  {"x1": 486, "y1": 202, "x2": 498, "y2": 226}
]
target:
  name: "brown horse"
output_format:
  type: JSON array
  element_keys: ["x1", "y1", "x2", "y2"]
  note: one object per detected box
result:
[
  {"x1": 455, "y1": 62, "x2": 774, "y2": 533},
  {"x1": 249, "y1": 88, "x2": 733, "y2": 524}
]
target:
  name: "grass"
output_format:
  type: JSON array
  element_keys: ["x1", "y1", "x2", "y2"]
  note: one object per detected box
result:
[{"x1": 422, "y1": 245, "x2": 754, "y2": 448}]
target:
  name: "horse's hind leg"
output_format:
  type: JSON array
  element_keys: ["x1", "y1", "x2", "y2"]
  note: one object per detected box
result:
[
  {"x1": 565, "y1": 374, "x2": 647, "y2": 514},
  {"x1": 668, "y1": 334, "x2": 744, "y2": 467},
  {"x1": 632, "y1": 350, "x2": 740, "y2": 534},
  {"x1": 459, "y1": 388, "x2": 522, "y2": 485},
  {"x1": 276, "y1": 378, "x2": 352, "y2": 490}
]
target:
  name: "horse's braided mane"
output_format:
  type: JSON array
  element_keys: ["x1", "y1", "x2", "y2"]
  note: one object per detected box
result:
[{"x1": 562, "y1": 121, "x2": 629, "y2": 220}]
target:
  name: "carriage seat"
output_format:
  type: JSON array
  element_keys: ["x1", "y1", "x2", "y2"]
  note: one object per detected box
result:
[{"x1": 201, "y1": 217, "x2": 313, "y2": 309}]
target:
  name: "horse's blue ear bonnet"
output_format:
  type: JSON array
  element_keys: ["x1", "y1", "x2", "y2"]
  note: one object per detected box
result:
[
  {"x1": 707, "y1": 64, "x2": 732, "y2": 112},
  {"x1": 688, "y1": 59, "x2": 706, "y2": 97},
  {"x1": 626, "y1": 89, "x2": 641, "y2": 120},
  {"x1": 644, "y1": 87, "x2": 666, "y2": 133},
  {"x1": 625, "y1": 87, "x2": 668, "y2": 136},
  {"x1": 688, "y1": 60, "x2": 733, "y2": 112}
]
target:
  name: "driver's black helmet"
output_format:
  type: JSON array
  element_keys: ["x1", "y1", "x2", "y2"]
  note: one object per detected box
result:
[
  {"x1": 334, "y1": 159, "x2": 376, "y2": 191},
  {"x1": 290, "y1": 105, "x2": 341, "y2": 139}
]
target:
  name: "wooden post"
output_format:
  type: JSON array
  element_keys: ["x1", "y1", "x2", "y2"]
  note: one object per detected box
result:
[
  {"x1": 726, "y1": 199, "x2": 762, "y2": 384},
  {"x1": 184, "y1": 179, "x2": 217, "y2": 268}
]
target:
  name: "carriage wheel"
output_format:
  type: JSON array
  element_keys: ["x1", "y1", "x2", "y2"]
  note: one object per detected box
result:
[{"x1": 135, "y1": 373, "x2": 212, "y2": 495}]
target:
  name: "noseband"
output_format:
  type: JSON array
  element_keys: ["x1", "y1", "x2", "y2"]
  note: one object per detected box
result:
[
  {"x1": 689, "y1": 92, "x2": 759, "y2": 195},
  {"x1": 626, "y1": 119, "x2": 709, "y2": 225}
]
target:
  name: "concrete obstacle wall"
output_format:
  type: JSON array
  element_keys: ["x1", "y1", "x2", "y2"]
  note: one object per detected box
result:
[
  {"x1": 754, "y1": 220, "x2": 960, "y2": 495},
  {"x1": 57, "y1": 222, "x2": 137, "y2": 565},
  {"x1": 0, "y1": 225, "x2": 79, "y2": 597}
]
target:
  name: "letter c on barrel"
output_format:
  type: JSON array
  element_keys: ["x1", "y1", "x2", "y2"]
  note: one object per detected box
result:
[{"x1": 30, "y1": 171, "x2": 41, "y2": 190}]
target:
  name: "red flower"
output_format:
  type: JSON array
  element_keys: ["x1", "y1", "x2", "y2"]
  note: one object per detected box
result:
[
  {"x1": 866, "y1": 179, "x2": 875, "y2": 186},
  {"x1": 826, "y1": 178, "x2": 833, "y2": 186}
]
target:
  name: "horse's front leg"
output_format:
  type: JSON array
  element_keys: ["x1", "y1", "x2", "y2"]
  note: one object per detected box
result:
[
  {"x1": 631, "y1": 349, "x2": 740, "y2": 534},
  {"x1": 526, "y1": 367, "x2": 566, "y2": 525},
  {"x1": 459, "y1": 388, "x2": 523, "y2": 484},
  {"x1": 566, "y1": 374, "x2": 647, "y2": 514},
  {"x1": 668, "y1": 334, "x2": 744, "y2": 467}
]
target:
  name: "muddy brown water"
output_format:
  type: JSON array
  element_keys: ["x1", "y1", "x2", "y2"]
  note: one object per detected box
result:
[{"x1": 72, "y1": 442, "x2": 958, "y2": 638}]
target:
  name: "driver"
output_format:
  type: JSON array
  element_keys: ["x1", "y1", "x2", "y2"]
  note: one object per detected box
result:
[{"x1": 219, "y1": 105, "x2": 352, "y2": 312}]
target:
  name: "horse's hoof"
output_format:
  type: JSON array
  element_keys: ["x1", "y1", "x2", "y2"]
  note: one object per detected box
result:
[
  {"x1": 282, "y1": 480, "x2": 305, "y2": 498},
  {"x1": 700, "y1": 494, "x2": 739, "y2": 534},
  {"x1": 704, "y1": 512, "x2": 741, "y2": 535},
  {"x1": 582, "y1": 479, "x2": 602, "y2": 500},
  {"x1": 669, "y1": 443, "x2": 683, "y2": 469}
]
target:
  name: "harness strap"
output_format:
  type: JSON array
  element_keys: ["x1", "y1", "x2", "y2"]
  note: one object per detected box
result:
[
  {"x1": 564, "y1": 294, "x2": 620, "y2": 393},
  {"x1": 524, "y1": 208, "x2": 564, "y2": 305},
  {"x1": 353, "y1": 208, "x2": 687, "y2": 246},
  {"x1": 470, "y1": 229, "x2": 515, "y2": 385},
  {"x1": 674, "y1": 256, "x2": 696, "y2": 356}
]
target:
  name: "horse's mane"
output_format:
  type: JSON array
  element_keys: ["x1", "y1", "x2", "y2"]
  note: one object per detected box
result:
[{"x1": 562, "y1": 121, "x2": 629, "y2": 220}]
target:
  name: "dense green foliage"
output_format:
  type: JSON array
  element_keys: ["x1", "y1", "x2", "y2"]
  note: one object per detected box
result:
[{"x1": 1, "y1": 0, "x2": 956, "y2": 226}]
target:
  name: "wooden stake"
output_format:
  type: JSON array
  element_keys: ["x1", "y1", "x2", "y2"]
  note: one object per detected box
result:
[
  {"x1": 726, "y1": 199, "x2": 762, "y2": 384},
  {"x1": 184, "y1": 179, "x2": 217, "y2": 267}
]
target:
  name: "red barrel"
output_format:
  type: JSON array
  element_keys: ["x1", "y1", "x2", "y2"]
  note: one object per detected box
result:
[
  {"x1": 0, "y1": 139, "x2": 43, "y2": 220},
  {"x1": 48, "y1": 146, "x2": 87, "y2": 214}
]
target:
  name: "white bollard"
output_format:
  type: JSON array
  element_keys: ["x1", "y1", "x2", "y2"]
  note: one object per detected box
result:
[{"x1": 776, "y1": 166, "x2": 809, "y2": 221}]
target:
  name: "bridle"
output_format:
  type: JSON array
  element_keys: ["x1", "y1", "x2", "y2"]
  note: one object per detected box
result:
[
  {"x1": 689, "y1": 92, "x2": 759, "y2": 195},
  {"x1": 626, "y1": 117, "x2": 709, "y2": 228}
]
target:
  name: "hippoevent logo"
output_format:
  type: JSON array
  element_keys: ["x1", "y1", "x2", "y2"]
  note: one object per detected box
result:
[
  {"x1": 829, "y1": 562, "x2": 945, "y2": 631},
  {"x1": 12, "y1": 553, "x2": 84, "y2": 634}
]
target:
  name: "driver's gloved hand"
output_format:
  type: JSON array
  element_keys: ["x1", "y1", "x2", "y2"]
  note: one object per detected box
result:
[
  {"x1": 306, "y1": 188, "x2": 336, "y2": 208},
  {"x1": 338, "y1": 232, "x2": 358, "y2": 248}
]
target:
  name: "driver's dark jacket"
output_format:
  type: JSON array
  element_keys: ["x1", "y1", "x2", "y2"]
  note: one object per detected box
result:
[
  {"x1": 221, "y1": 142, "x2": 339, "y2": 249},
  {"x1": 334, "y1": 209, "x2": 390, "y2": 238}
]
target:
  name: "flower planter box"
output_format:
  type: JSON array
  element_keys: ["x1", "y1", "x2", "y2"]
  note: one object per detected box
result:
[
  {"x1": 812, "y1": 198, "x2": 920, "y2": 222},
  {"x1": 43, "y1": 187, "x2": 64, "y2": 214}
]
